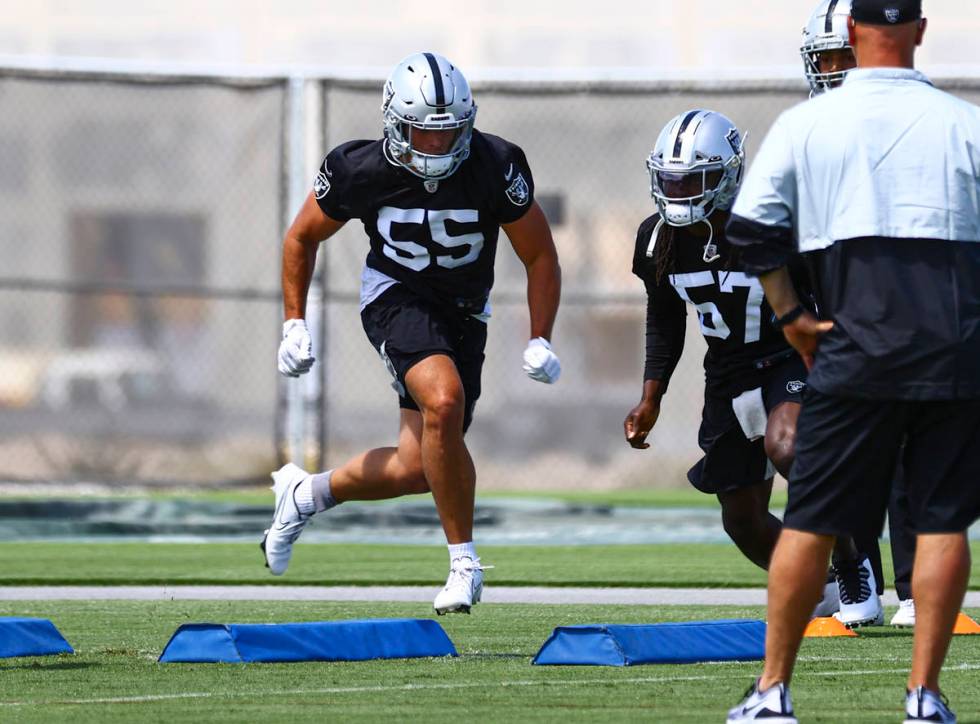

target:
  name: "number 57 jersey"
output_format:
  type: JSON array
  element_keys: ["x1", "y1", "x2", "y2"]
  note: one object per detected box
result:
[
  {"x1": 313, "y1": 129, "x2": 535, "y2": 316},
  {"x1": 632, "y1": 214, "x2": 797, "y2": 397}
]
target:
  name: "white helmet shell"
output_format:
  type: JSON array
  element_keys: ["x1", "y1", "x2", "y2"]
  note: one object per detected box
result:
[
  {"x1": 801, "y1": 0, "x2": 854, "y2": 96},
  {"x1": 646, "y1": 109, "x2": 745, "y2": 228},
  {"x1": 382, "y1": 52, "x2": 477, "y2": 181}
]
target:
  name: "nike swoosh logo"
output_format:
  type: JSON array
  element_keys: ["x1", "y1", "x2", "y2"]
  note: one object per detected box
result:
[
  {"x1": 504, "y1": 163, "x2": 514, "y2": 182},
  {"x1": 324, "y1": 163, "x2": 333, "y2": 178}
]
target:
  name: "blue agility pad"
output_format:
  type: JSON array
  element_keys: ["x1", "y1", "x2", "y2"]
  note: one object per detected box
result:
[
  {"x1": 0, "y1": 617, "x2": 74, "y2": 658},
  {"x1": 159, "y1": 618, "x2": 458, "y2": 663},
  {"x1": 532, "y1": 619, "x2": 766, "y2": 666}
]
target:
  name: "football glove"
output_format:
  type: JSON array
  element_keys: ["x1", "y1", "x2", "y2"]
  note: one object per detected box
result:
[
  {"x1": 522, "y1": 337, "x2": 561, "y2": 384},
  {"x1": 278, "y1": 318, "x2": 315, "y2": 377}
]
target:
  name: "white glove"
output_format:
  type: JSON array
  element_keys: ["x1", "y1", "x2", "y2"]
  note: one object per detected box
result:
[
  {"x1": 522, "y1": 337, "x2": 561, "y2": 384},
  {"x1": 278, "y1": 319, "x2": 315, "y2": 377}
]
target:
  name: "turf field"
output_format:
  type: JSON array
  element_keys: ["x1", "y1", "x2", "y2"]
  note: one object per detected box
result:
[
  {"x1": 2, "y1": 543, "x2": 980, "y2": 722},
  {"x1": 2, "y1": 541, "x2": 980, "y2": 588},
  {"x1": 2, "y1": 600, "x2": 980, "y2": 723}
]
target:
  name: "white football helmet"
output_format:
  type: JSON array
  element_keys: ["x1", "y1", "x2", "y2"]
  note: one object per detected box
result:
[
  {"x1": 646, "y1": 110, "x2": 745, "y2": 262},
  {"x1": 382, "y1": 52, "x2": 477, "y2": 181},
  {"x1": 801, "y1": 0, "x2": 855, "y2": 96}
]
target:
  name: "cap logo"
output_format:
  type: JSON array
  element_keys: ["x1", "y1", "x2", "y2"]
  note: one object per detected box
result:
[{"x1": 884, "y1": 7, "x2": 900, "y2": 22}]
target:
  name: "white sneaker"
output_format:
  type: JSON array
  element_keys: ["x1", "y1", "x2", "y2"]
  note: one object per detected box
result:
[
  {"x1": 812, "y1": 572, "x2": 841, "y2": 618},
  {"x1": 260, "y1": 463, "x2": 313, "y2": 576},
  {"x1": 904, "y1": 686, "x2": 956, "y2": 723},
  {"x1": 891, "y1": 598, "x2": 916, "y2": 628},
  {"x1": 727, "y1": 680, "x2": 797, "y2": 724},
  {"x1": 833, "y1": 557, "x2": 884, "y2": 628},
  {"x1": 433, "y1": 556, "x2": 486, "y2": 615}
]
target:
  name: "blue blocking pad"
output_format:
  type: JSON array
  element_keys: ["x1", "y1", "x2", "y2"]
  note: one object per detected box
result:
[
  {"x1": 0, "y1": 617, "x2": 74, "y2": 658},
  {"x1": 158, "y1": 619, "x2": 458, "y2": 663},
  {"x1": 532, "y1": 619, "x2": 766, "y2": 666}
]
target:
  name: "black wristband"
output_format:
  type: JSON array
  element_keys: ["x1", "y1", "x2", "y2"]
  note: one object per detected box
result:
[{"x1": 774, "y1": 304, "x2": 806, "y2": 329}]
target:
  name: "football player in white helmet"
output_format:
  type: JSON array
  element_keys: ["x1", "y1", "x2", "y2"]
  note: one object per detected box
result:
[
  {"x1": 801, "y1": 0, "x2": 857, "y2": 95},
  {"x1": 266, "y1": 52, "x2": 562, "y2": 615},
  {"x1": 626, "y1": 110, "x2": 807, "y2": 574}
]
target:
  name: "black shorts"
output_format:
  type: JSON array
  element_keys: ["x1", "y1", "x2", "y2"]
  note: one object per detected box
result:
[
  {"x1": 786, "y1": 390, "x2": 980, "y2": 536},
  {"x1": 688, "y1": 355, "x2": 808, "y2": 495},
  {"x1": 360, "y1": 284, "x2": 487, "y2": 433}
]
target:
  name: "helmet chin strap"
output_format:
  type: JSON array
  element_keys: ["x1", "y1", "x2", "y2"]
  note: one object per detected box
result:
[
  {"x1": 645, "y1": 217, "x2": 664, "y2": 258},
  {"x1": 646, "y1": 216, "x2": 721, "y2": 264},
  {"x1": 700, "y1": 218, "x2": 721, "y2": 263}
]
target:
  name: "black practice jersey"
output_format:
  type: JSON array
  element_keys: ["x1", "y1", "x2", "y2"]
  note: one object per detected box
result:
[
  {"x1": 632, "y1": 215, "x2": 795, "y2": 396},
  {"x1": 314, "y1": 129, "x2": 535, "y2": 314}
]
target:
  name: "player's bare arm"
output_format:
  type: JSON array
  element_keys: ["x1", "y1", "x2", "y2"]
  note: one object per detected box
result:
[
  {"x1": 277, "y1": 193, "x2": 346, "y2": 377},
  {"x1": 502, "y1": 201, "x2": 561, "y2": 341},
  {"x1": 503, "y1": 201, "x2": 563, "y2": 383},
  {"x1": 282, "y1": 192, "x2": 346, "y2": 320}
]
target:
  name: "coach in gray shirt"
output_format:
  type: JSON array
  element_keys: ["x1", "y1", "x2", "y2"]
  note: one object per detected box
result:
[{"x1": 724, "y1": 1, "x2": 980, "y2": 722}]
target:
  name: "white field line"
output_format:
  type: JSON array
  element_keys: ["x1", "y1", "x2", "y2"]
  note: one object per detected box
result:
[
  {"x1": 6, "y1": 586, "x2": 978, "y2": 607},
  {"x1": 2, "y1": 663, "x2": 980, "y2": 708}
]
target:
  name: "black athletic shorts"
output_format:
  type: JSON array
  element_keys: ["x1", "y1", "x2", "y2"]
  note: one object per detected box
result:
[
  {"x1": 688, "y1": 355, "x2": 808, "y2": 494},
  {"x1": 786, "y1": 390, "x2": 980, "y2": 536},
  {"x1": 360, "y1": 284, "x2": 487, "y2": 433}
]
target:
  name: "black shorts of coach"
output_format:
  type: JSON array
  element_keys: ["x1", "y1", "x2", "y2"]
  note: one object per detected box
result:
[
  {"x1": 688, "y1": 355, "x2": 808, "y2": 495},
  {"x1": 786, "y1": 390, "x2": 980, "y2": 537},
  {"x1": 361, "y1": 284, "x2": 487, "y2": 433}
]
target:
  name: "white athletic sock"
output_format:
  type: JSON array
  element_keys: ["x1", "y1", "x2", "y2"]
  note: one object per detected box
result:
[
  {"x1": 294, "y1": 476, "x2": 315, "y2": 516},
  {"x1": 310, "y1": 471, "x2": 338, "y2": 513},
  {"x1": 448, "y1": 541, "x2": 477, "y2": 564}
]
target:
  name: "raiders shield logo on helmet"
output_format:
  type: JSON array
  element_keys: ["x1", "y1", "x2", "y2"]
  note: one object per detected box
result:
[
  {"x1": 313, "y1": 171, "x2": 331, "y2": 199},
  {"x1": 505, "y1": 173, "x2": 530, "y2": 206}
]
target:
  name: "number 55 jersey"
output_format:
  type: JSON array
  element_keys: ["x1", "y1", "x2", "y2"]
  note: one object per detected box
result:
[
  {"x1": 313, "y1": 129, "x2": 534, "y2": 317},
  {"x1": 632, "y1": 214, "x2": 800, "y2": 398}
]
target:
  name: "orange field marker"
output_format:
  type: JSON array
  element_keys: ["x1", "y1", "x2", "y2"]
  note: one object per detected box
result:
[
  {"x1": 803, "y1": 617, "x2": 859, "y2": 638},
  {"x1": 953, "y1": 612, "x2": 980, "y2": 635}
]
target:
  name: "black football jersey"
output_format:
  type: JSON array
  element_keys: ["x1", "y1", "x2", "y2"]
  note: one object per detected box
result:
[
  {"x1": 632, "y1": 214, "x2": 795, "y2": 396},
  {"x1": 313, "y1": 129, "x2": 535, "y2": 314}
]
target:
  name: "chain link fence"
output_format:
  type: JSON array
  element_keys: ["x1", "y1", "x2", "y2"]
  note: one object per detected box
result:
[{"x1": 3, "y1": 65, "x2": 979, "y2": 490}]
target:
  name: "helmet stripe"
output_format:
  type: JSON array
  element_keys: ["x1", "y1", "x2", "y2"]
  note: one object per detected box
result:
[
  {"x1": 422, "y1": 52, "x2": 446, "y2": 111},
  {"x1": 825, "y1": 0, "x2": 840, "y2": 32},
  {"x1": 672, "y1": 109, "x2": 701, "y2": 160}
]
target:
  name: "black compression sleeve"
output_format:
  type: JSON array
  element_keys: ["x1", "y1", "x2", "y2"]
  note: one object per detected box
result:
[{"x1": 643, "y1": 280, "x2": 686, "y2": 385}]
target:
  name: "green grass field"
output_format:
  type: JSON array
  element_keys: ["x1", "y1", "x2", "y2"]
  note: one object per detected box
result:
[
  {"x1": 3, "y1": 543, "x2": 980, "y2": 722},
  {"x1": 2, "y1": 601, "x2": 980, "y2": 723},
  {"x1": 3, "y1": 542, "x2": 980, "y2": 589}
]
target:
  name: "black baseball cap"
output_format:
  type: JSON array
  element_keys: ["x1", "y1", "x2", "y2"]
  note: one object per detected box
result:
[{"x1": 851, "y1": 0, "x2": 922, "y2": 25}]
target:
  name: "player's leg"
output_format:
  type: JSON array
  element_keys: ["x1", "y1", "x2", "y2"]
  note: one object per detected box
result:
[
  {"x1": 887, "y1": 457, "x2": 917, "y2": 626},
  {"x1": 261, "y1": 410, "x2": 427, "y2": 574},
  {"x1": 328, "y1": 409, "x2": 428, "y2": 501},
  {"x1": 695, "y1": 391, "x2": 781, "y2": 570},
  {"x1": 756, "y1": 390, "x2": 903, "y2": 692},
  {"x1": 763, "y1": 400, "x2": 798, "y2": 478},
  {"x1": 403, "y1": 313, "x2": 487, "y2": 614},
  {"x1": 717, "y1": 479, "x2": 781, "y2": 570},
  {"x1": 404, "y1": 353, "x2": 475, "y2": 544}
]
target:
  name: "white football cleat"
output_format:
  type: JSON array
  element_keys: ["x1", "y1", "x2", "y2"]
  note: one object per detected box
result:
[
  {"x1": 833, "y1": 557, "x2": 884, "y2": 628},
  {"x1": 904, "y1": 686, "x2": 956, "y2": 724},
  {"x1": 891, "y1": 598, "x2": 916, "y2": 628},
  {"x1": 811, "y1": 571, "x2": 841, "y2": 618},
  {"x1": 260, "y1": 463, "x2": 313, "y2": 576},
  {"x1": 727, "y1": 680, "x2": 797, "y2": 724},
  {"x1": 433, "y1": 556, "x2": 486, "y2": 615}
]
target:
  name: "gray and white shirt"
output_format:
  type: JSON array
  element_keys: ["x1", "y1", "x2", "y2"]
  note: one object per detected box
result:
[{"x1": 727, "y1": 67, "x2": 980, "y2": 400}]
